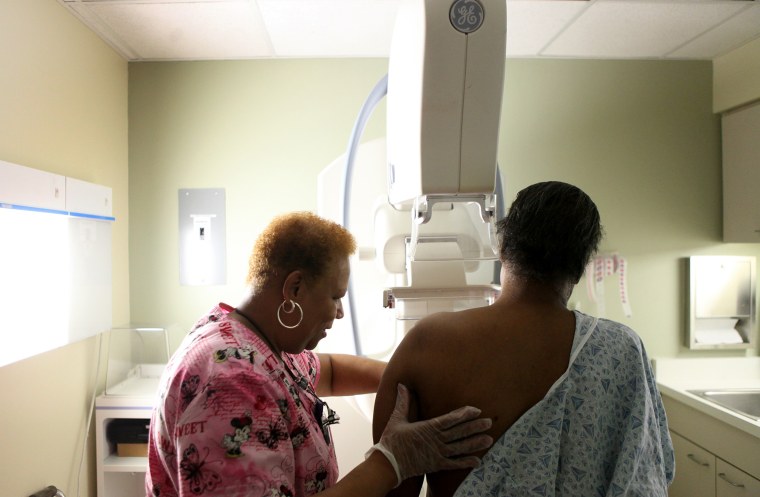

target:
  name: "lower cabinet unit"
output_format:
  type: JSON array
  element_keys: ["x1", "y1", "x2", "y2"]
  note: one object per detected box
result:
[{"x1": 669, "y1": 431, "x2": 760, "y2": 497}]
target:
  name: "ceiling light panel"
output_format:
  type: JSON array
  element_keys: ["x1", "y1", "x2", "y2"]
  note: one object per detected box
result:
[{"x1": 256, "y1": 0, "x2": 402, "y2": 57}]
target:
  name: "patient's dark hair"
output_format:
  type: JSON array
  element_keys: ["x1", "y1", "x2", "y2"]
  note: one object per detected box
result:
[{"x1": 497, "y1": 181, "x2": 602, "y2": 284}]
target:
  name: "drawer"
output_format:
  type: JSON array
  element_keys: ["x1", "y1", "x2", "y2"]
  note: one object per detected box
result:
[
  {"x1": 716, "y1": 459, "x2": 760, "y2": 496},
  {"x1": 670, "y1": 431, "x2": 716, "y2": 497}
]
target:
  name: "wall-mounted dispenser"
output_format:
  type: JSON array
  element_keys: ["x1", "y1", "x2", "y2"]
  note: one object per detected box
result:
[{"x1": 687, "y1": 255, "x2": 756, "y2": 350}]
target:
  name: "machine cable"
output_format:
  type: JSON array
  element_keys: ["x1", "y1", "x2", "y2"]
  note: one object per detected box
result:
[{"x1": 339, "y1": 74, "x2": 388, "y2": 356}]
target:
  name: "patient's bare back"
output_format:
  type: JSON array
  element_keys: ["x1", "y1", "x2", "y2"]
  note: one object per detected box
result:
[{"x1": 384, "y1": 301, "x2": 576, "y2": 497}]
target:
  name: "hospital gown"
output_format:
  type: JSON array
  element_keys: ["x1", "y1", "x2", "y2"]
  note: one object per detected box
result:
[{"x1": 454, "y1": 311, "x2": 674, "y2": 497}]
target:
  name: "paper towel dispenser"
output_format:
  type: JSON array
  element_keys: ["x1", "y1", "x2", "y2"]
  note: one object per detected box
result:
[{"x1": 687, "y1": 255, "x2": 756, "y2": 350}]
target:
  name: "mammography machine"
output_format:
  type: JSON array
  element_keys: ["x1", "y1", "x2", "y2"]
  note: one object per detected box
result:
[{"x1": 317, "y1": 0, "x2": 507, "y2": 477}]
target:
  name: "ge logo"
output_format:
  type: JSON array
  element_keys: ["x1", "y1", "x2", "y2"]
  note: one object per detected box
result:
[{"x1": 449, "y1": 0, "x2": 484, "y2": 34}]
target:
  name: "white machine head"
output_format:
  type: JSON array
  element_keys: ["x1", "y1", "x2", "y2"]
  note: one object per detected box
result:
[
  {"x1": 387, "y1": 0, "x2": 505, "y2": 213},
  {"x1": 318, "y1": 0, "x2": 506, "y2": 352}
]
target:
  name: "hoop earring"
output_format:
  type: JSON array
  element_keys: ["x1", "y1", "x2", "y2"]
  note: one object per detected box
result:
[{"x1": 277, "y1": 300, "x2": 303, "y2": 329}]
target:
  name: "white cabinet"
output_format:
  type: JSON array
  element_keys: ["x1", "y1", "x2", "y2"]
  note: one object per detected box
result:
[
  {"x1": 95, "y1": 386, "x2": 157, "y2": 497},
  {"x1": 723, "y1": 100, "x2": 760, "y2": 242},
  {"x1": 670, "y1": 431, "x2": 760, "y2": 497},
  {"x1": 663, "y1": 393, "x2": 760, "y2": 497}
]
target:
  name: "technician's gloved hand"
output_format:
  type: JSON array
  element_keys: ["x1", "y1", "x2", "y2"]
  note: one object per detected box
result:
[{"x1": 367, "y1": 384, "x2": 493, "y2": 487}]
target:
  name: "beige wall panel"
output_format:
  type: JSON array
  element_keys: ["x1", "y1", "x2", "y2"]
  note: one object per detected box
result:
[{"x1": 0, "y1": 2, "x2": 128, "y2": 497}]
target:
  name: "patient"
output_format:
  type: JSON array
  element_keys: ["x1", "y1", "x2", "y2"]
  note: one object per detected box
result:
[{"x1": 372, "y1": 181, "x2": 675, "y2": 496}]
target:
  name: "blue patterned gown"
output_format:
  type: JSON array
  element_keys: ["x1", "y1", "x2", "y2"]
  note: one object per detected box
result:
[{"x1": 454, "y1": 311, "x2": 675, "y2": 497}]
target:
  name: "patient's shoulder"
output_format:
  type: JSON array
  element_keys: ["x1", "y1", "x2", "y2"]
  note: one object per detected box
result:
[
  {"x1": 414, "y1": 306, "x2": 485, "y2": 331},
  {"x1": 403, "y1": 310, "x2": 470, "y2": 348}
]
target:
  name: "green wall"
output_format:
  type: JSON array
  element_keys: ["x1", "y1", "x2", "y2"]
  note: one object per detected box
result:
[
  {"x1": 129, "y1": 58, "x2": 760, "y2": 359},
  {"x1": 128, "y1": 59, "x2": 390, "y2": 350},
  {"x1": 500, "y1": 59, "x2": 758, "y2": 356}
]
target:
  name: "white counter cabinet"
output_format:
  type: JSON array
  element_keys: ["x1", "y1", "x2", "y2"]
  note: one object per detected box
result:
[{"x1": 654, "y1": 357, "x2": 760, "y2": 497}]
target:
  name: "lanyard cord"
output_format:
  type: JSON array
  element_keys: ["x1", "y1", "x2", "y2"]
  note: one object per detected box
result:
[{"x1": 233, "y1": 308, "x2": 318, "y2": 400}]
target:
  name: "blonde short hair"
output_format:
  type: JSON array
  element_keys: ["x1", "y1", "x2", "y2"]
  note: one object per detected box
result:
[{"x1": 247, "y1": 212, "x2": 356, "y2": 291}]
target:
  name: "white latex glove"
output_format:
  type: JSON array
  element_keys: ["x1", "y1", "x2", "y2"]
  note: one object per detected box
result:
[{"x1": 367, "y1": 384, "x2": 493, "y2": 487}]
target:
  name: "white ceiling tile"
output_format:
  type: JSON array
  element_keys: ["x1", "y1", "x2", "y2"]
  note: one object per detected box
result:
[
  {"x1": 56, "y1": 0, "x2": 760, "y2": 61},
  {"x1": 670, "y1": 4, "x2": 760, "y2": 59},
  {"x1": 506, "y1": 1, "x2": 589, "y2": 57},
  {"x1": 543, "y1": 1, "x2": 747, "y2": 59},
  {"x1": 257, "y1": 0, "x2": 402, "y2": 57},
  {"x1": 81, "y1": 1, "x2": 272, "y2": 60}
]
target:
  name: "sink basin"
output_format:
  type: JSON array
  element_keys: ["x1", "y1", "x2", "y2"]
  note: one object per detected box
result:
[{"x1": 688, "y1": 389, "x2": 760, "y2": 421}]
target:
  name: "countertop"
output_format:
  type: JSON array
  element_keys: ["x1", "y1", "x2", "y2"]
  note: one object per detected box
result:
[
  {"x1": 653, "y1": 356, "x2": 760, "y2": 439},
  {"x1": 96, "y1": 364, "x2": 164, "y2": 409}
]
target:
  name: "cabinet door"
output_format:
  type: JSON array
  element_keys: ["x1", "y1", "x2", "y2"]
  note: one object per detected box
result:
[
  {"x1": 722, "y1": 101, "x2": 760, "y2": 242},
  {"x1": 669, "y1": 432, "x2": 716, "y2": 497},
  {"x1": 716, "y1": 459, "x2": 760, "y2": 497}
]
